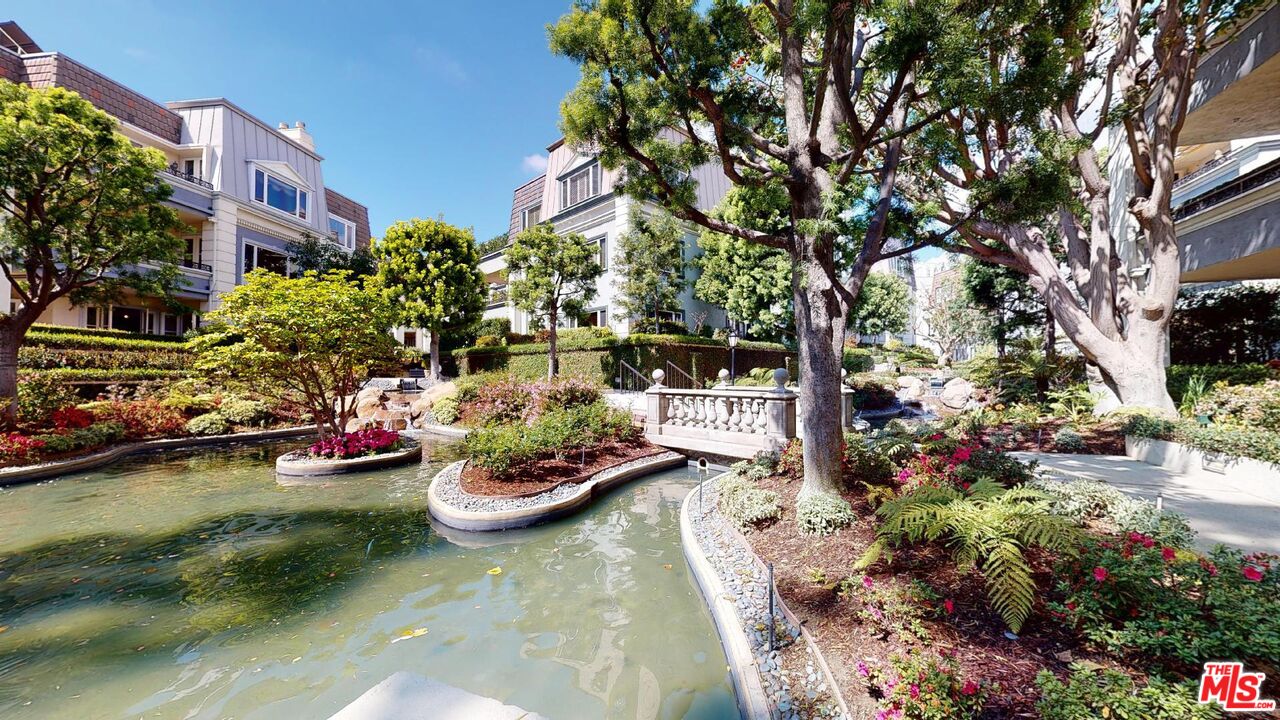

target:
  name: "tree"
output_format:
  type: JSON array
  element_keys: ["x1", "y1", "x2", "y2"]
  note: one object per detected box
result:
[
  {"x1": 922, "y1": 272, "x2": 988, "y2": 365},
  {"x1": 850, "y1": 272, "x2": 909, "y2": 338},
  {"x1": 286, "y1": 233, "x2": 377, "y2": 279},
  {"x1": 1171, "y1": 285, "x2": 1280, "y2": 364},
  {"x1": 614, "y1": 207, "x2": 688, "y2": 327},
  {"x1": 0, "y1": 83, "x2": 185, "y2": 428},
  {"x1": 192, "y1": 270, "x2": 397, "y2": 438},
  {"x1": 505, "y1": 223, "x2": 602, "y2": 379},
  {"x1": 961, "y1": 260, "x2": 1046, "y2": 357},
  {"x1": 914, "y1": 0, "x2": 1260, "y2": 414},
  {"x1": 374, "y1": 218, "x2": 485, "y2": 381},
  {"x1": 476, "y1": 232, "x2": 509, "y2": 256},
  {"x1": 550, "y1": 0, "x2": 1002, "y2": 497}
]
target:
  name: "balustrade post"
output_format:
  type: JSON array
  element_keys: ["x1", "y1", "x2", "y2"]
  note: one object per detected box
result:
[
  {"x1": 645, "y1": 369, "x2": 669, "y2": 437},
  {"x1": 763, "y1": 368, "x2": 797, "y2": 449},
  {"x1": 840, "y1": 368, "x2": 856, "y2": 429}
]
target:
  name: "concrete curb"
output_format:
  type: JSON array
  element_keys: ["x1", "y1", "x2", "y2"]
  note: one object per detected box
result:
[
  {"x1": 275, "y1": 439, "x2": 423, "y2": 477},
  {"x1": 0, "y1": 425, "x2": 317, "y2": 486},
  {"x1": 679, "y1": 474, "x2": 772, "y2": 720},
  {"x1": 1126, "y1": 435, "x2": 1280, "y2": 505},
  {"x1": 680, "y1": 473, "x2": 855, "y2": 720},
  {"x1": 426, "y1": 452, "x2": 686, "y2": 532},
  {"x1": 407, "y1": 423, "x2": 470, "y2": 439}
]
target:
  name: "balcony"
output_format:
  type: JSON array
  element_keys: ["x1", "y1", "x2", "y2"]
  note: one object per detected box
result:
[
  {"x1": 1173, "y1": 157, "x2": 1280, "y2": 221},
  {"x1": 162, "y1": 163, "x2": 213, "y2": 190},
  {"x1": 178, "y1": 257, "x2": 213, "y2": 273},
  {"x1": 486, "y1": 285, "x2": 509, "y2": 310}
]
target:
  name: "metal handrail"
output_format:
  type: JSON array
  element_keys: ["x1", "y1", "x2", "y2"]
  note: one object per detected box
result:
[
  {"x1": 616, "y1": 359, "x2": 650, "y2": 392},
  {"x1": 1173, "y1": 156, "x2": 1280, "y2": 220},
  {"x1": 665, "y1": 360, "x2": 698, "y2": 389},
  {"x1": 162, "y1": 164, "x2": 213, "y2": 190}
]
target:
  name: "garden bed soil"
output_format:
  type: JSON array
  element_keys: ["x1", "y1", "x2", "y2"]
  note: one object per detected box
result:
[
  {"x1": 460, "y1": 438, "x2": 664, "y2": 497},
  {"x1": 994, "y1": 418, "x2": 1126, "y2": 455},
  {"x1": 735, "y1": 471, "x2": 1135, "y2": 719}
]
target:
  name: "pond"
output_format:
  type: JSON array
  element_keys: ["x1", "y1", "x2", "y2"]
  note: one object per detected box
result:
[{"x1": 0, "y1": 439, "x2": 736, "y2": 719}]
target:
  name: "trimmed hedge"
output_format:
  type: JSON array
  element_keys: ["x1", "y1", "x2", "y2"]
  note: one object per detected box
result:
[
  {"x1": 25, "y1": 329, "x2": 192, "y2": 352},
  {"x1": 19, "y1": 346, "x2": 193, "y2": 371},
  {"x1": 453, "y1": 334, "x2": 795, "y2": 386},
  {"x1": 1125, "y1": 415, "x2": 1280, "y2": 466},
  {"x1": 29, "y1": 323, "x2": 186, "y2": 343},
  {"x1": 23, "y1": 368, "x2": 189, "y2": 383},
  {"x1": 1166, "y1": 363, "x2": 1276, "y2": 402}
]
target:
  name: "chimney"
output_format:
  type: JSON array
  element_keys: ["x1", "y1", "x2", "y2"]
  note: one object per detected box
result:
[{"x1": 278, "y1": 121, "x2": 315, "y2": 152}]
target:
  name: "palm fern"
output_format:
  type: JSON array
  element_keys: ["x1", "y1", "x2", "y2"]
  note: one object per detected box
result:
[{"x1": 855, "y1": 480, "x2": 1081, "y2": 632}]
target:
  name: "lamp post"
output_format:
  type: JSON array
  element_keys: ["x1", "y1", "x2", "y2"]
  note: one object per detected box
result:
[{"x1": 728, "y1": 330, "x2": 739, "y2": 385}]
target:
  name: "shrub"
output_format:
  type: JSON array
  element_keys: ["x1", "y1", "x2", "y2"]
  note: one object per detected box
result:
[
  {"x1": 1028, "y1": 477, "x2": 1196, "y2": 548},
  {"x1": 1125, "y1": 414, "x2": 1280, "y2": 465},
  {"x1": 862, "y1": 651, "x2": 989, "y2": 720},
  {"x1": 186, "y1": 412, "x2": 230, "y2": 437},
  {"x1": 629, "y1": 317, "x2": 689, "y2": 335},
  {"x1": 1047, "y1": 384, "x2": 1097, "y2": 426},
  {"x1": 1167, "y1": 362, "x2": 1276, "y2": 402},
  {"x1": 31, "y1": 422, "x2": 125, "y2": 454},
  {"x1": 846, "y1": 379, "x2": 896, "y2": 410},
  {"x1": 858, "y1": 481, "x2": 1081, "y2": 632},
  {"x1": 796, "y1": 492, "x2": 856, "y2": 536},
  {"x1": 309, "y1": 428, "x2": 403, "y2": 459},
  {"x1": 717, "y1": 471, "x2": 781, "y2": 528},
  {"x1": 1052, "y1": 427, "x2": 1086, "y2": 452},
  {"x1": 90, "y1": 399, "x2": 188, "y2": 440},
  {"x1": 460, "y1": 374, "x2": 602, "y2": 427},
  {"x1": 842, "y1": 435, "x2": 896, "y2": 486},
  {"x1": 216, "y1": 397, "x2": 272, "y2": 427},
  {"x1": 17, "y1": 374, "x2": 82, "y2": 427},
  {"x1": 464, "y1": 402, "x2": 636, "y2": 476},
  {"x1": 1036, "y1": 664, "x2": 1217, "y2": 720},
  {"x1": 1194, "y1": 379, "x2": 1280, "y2": 428},
  {"x1": 24, "y1": 328, "x2": 188, "y2": 352},
  {"x1": 51, "y1": 406, "x2": 94, "y2": 430},
  {"x1": 1055, "y1": 541, "x2": 1279, "y2": 674},
  {"x1": 0, "y1": 433, "x2": 46, "y2": 463},
  {"x1": 431, "y1": 395, "x2": 460, "y2": 425},
  {"x1": 162, "y1": 392, "x2": 219, "y2": 415},
  {"x1": 473, "y1": 317, "x2": 511, "y2": 339},
  {"x1": 842, "y1": 347, "x2": 874, "y2": 373},
  {"x1": 475, "y1": 334, "x2": 502, "y2": 348}
]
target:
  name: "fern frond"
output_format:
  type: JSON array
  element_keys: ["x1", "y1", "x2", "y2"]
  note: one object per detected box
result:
[
  {"x1": 983, "y1": 539, "x2": 1036, "y2": 632},
  {"x1": 854, "y1": 538, "x2": 891, "y2": 570}
]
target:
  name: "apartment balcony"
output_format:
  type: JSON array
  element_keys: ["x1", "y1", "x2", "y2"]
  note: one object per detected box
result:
[
  {"x1": 162, "y1": 163, "x2": 213, "y2": 190},
  {"x1": 486, "y1": 285, "x2": 509, "y2": 310},
  {"x1": 1178, "y1": 3, "x2": 1280, "y2": 145},
  {"x1": 1175, "y1": 155, "x2": 1280, "y2": 282}
]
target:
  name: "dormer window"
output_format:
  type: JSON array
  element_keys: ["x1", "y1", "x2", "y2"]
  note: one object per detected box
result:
[
  {"x1": 329, "y1": 214, "x2": 356, "y2": 250},
  {"x1": 522, "y1": 204, "x2": 542, "y2": 229},
  {"x1": 560, "y1": 162, "x2": 601, "y2": 209},
  {"x1": 253, "y1": 167, "x2": 309, "y2": 220}
]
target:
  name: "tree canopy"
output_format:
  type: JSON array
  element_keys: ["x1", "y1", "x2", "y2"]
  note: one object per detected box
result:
[
  {"x1": 961, "y1": 260, "x2": 1045, "y2": 356},
  {"x1": 0, "y1": 82, "x2": 185, "y2": 426},
  {"x1": 286, "y1": 233, "x2": 377, "y2": 279},
  {"x1": 192, "y1": 270, "x2": 397, "y2": 438},
  {"x1": 613, "y1": 207, "x2": 688, "y2": 326},
  {"x1": 850, "y1": 272, "x2": 909, "y2": 338}
]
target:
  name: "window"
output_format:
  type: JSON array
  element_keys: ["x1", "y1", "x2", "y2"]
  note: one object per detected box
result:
[
  {"x1": 243, "y1": 243, "x2": 289, "y2": 278},
  {"x1": 182, "y1": 158, "x2": 202, "y2": 180},
  {"x1": 522, "y1": 205, "x2": 542, "y2": 229},
  {"x1": 560, "y1": 162, "x2": 601, "y2": 209},
  {"x1": 590, "y1": 235, "x2": 607, "y2": 270},
  {"x1": 85, "y1": 306, "x2": 107, "y2": 329},
  {"x1": 581, "y1": 307, "x2": 608, "y2": 327},
  {"x1": 657, "y1": 310, "x2": 685, "y2": 323},
  {"x1": 253, "y1": 167, "x2": 308, "y2": 220},
  {"x1": 329, "y1": 215, "x2": 356, "y2": 250},
  {"x1": 184, "y1": 237, "x2": 201, "y2": 265},
  {"x1": 403, "y1": 331, "x2": 418, "y2": 348}
]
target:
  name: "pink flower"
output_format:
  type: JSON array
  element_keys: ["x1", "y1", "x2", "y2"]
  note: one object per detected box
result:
[
  {"x1": 1093, "y1": 566, "x2": 1108, "y2": 582},
  {"x1": 1161, "y1": 547, "x2": 1176, "y2": 562},
  {"x1": 884, "y1": 676, "x2": 898, "y2": 692},
  {"x1": 943, "y1": 598, "x2": 954, "y2": 614},
  {"x1": 1243, "y1": 565, "x2": 1265, "y2": 582},
  {"x1": 961, "y1": 680, "x2": 979, "y2": 696},
  {"x1": 856, "y1": 660, "x2": 870, "y2": 677},
  {"x1": 951, "y1": 447, "x2": 972, "y2": 463},
  {"x1": 929, "y1": 433, "x2": 944, "y2": 441},
  {"x1": 862, "y1": 575, "x2": 874, "y2": 590},
  {"x1": 909, "y1": 684, "x2": 920, "y2": 699},
  {"x1": 897, "y1": 468, "x2": 913, "y2": 483}
]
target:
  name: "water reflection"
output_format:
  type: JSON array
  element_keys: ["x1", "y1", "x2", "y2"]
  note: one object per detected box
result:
[{"x1": 0, "y1": 441, "x2": 735, "y2": 719}]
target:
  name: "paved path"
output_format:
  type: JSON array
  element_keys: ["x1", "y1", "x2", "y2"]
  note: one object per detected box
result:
[{"x1": 1013, "y1": 452, "x2": 1280, "y2": 555}]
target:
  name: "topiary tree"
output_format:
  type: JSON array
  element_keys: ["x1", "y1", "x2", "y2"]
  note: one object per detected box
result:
[
  {"x1": 505, "y1": 224, "x2": 603, "y2": 379},
  {"x1": 613, "y1": 207, "x2": 688, "y2": 329},
  {"x1": 374, "y1": 218, "x2": 485, "y2": 381},
  {"x1": 191, "y1": 270, "x2": 397, "y2": 438},
  {"x1": 849, "y1": 272, "x2": 909, "y2": 339},
  {"x1": 0, "y1": 83, "x2": 186, "y2": 428}
]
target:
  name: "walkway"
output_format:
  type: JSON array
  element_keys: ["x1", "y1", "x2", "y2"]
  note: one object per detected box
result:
[{"x1": 1013, "y1": 452, "x2": 1280, "y2": 555}]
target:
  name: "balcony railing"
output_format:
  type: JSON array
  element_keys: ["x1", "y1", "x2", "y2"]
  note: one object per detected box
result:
[
  {"x1": 486, "y1": 285, "x2": 509, "y2": 309},
  {"x1": 1173, "y1": 147, "x2": 1243, "y2": 190},
  {"x1": 162, "y1": 164, "x2": 214, "y2": 190},
  {"x1": 178, "y1": 257, "x2": 212, "y2": 273},
  {"x1": 1173, "y1": 157, "x2": 1280, "y2": 221}
]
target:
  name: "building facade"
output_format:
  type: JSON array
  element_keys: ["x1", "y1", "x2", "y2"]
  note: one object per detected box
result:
[
  {"x1": 0, "y1": 21, "x2": 371, "y2": 336},
  {"x1": 483, "y1": 137, "x2": 729, "y2": 336}
]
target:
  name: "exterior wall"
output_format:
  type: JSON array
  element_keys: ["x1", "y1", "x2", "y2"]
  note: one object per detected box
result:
[{"x1": 508, "y1": 175, "x2": 546, "y2": 237}]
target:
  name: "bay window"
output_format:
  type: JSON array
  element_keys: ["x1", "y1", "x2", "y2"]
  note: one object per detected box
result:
[{"x1": 253, "y1": 167, "x2": 309, "y2": 220}]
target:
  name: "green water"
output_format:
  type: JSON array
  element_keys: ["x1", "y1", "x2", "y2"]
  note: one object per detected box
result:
[{"x1": 0, "y1": 440, "x2": 736, "y2": 719}]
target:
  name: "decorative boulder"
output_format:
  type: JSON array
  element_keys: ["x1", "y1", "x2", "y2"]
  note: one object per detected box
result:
[
  {"x1": 346, "y1": 417, "x2": 378, "y2": 433},
  {"x1": 409, "y1": 395, "x2": 433, "y2": 421},
  {"x1": 355, "y1": 389, "x2": 388, "y2": 419},
  {"x1": 939, "y1": 377, "x2": 975, "y2": 409},
  {"x1": 897, "y1": 375, "x2": 924, "y2": 400}
]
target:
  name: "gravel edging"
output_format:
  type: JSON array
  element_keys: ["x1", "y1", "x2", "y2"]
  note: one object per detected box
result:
[
  {"x1": 0, "y1": 426, "x2": 317, "y2": 486},
  {"x1": 682, "y1": 473, "x2": 851, "y2": 720},
  {"x1": 275, "y1": 438, "x2": 423, "y2": 476},
  {"x1": 426, "y1": 451, "x2": 686, "y2": 531}
]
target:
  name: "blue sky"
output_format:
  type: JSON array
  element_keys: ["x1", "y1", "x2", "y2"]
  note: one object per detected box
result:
[{"x1": 7, "y1": 1, "x2": 582, "y2": 242}]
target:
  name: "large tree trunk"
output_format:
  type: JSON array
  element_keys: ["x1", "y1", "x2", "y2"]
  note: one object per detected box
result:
[
  {"x1": 792, "y1": 246, "x2": 846, "y2": 499},
  {"x1": 428, "y1": 331, "x2": 442, "y2": 382},
  {"x1": 0, "y1": 328, "x2": 19, "y2": 430}
]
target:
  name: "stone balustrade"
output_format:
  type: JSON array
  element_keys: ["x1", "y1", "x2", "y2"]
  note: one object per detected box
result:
[{"x1": 644, "y1": 368, "x2": 797, "y2": 459}]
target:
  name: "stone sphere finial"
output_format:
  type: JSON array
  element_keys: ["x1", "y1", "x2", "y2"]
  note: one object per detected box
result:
[
  {"x1": 772, "y1": 367, "x2": 790, "y2": 391},
  {"x1": 651, "y1": 368, "x2": 666, "y2": 386},
  {"x1": 717, "y1": 368, "x2": 730, "y2": 386}
]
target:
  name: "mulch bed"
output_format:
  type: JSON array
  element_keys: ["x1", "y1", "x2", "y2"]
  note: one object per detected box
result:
[
  {"x1": 459, "y1": 437, "x2": 663, "y2": 497},
  {"x1": 995, "y1": 419, "x2": 1126, "y2": 455},
  {"x1": 737, "y1": 472, "x2": 1124, "y2": 719}
]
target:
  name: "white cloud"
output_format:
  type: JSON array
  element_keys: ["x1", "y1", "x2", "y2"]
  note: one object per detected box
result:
[{"x1": 521, "y1": 153, "x2": 549, "y2": 175}]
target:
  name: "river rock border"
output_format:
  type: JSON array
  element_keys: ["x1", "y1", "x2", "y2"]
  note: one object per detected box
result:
[
  {"x1": 0, "y1": 426, "x2": 318, "y2": 487},
  {"x1": 681, "y1": 473, "x2": 851, "y2": 720},
  {"x1": 426, "y1": 451, "x2": 686, "y2": 531},
  {"x1": 275, "y1": 437, "x2": 423, "y2": 477}
]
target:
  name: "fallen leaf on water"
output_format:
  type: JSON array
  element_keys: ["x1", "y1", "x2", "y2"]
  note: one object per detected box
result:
[
  {"x1": 0, "y1": 626, "x2": 8, "y2": 634},
  {"x1": 486, "y1": 567, "x2": 502, "y2": 575},
  {"x1": 662, "y1": 564, "x2": 673, "y2": 570},
  {"x1": 391, "y1": 627, "x2": 429, "y2": 644}
]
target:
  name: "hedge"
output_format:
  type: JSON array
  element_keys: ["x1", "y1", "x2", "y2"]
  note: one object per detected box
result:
[
  {"x1": 30, "y1": 323, "x2": 186, "y2": 343},
  {"x1": 24, "y1": 329, "x2": 193, "y2": 353},
  {"x1": 22, "y1": 368, "x2": 190, "y2": 383},
  {"x1": 1166, "y1": 363, "x2": 1277, "y2": 402},
  {"x1": 453, "y1": 334, "x2": 795, "y2": 386},
  {"x1": 19, "y1": 346, "x2": 193, "y2": 371},
  {"x1": 1124, "y1": 415, "x2": 1280, "y2": 466}
]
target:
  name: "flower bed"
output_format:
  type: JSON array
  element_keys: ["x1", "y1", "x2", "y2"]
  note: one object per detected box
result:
[
  {"x1": 711, "y1": 422, "x2": 1278, "y2": 718},
  {"x1": 275, "y1": 429, "x2": 420, "y2": 477},
  {"x1": 308, "y1": 428, "x2": 403, "y2": 459}
]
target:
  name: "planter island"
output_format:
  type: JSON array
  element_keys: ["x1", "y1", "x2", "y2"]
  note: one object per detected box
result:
[{"x1": 276, "y1": 436, "x2": 423, "y2": 477}]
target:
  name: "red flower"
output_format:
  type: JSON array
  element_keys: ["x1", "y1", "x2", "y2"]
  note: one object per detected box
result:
[
  {"x1": 943, "y1": 598, "x2": 954, "y2": 614},
  {"x1": 961, "y1": 680, "x2": 979, "y2": 696},
  {"x1": 1243, "y1": 565, "x2": 1265, "y2": 582},
  {"x1": 1161, "y1": 547, "x2": 1176, "y2": 562},
  {"x1": 909, "y1": 683, "x2": 920, "y2": 699},
  {"x1": 1065, "y1": 601, "x2": 1076, "y2": 611},
  {"x1": 1093, "y1": 566, "x2": 1108, "y2": 582},
  {"x1": 862, "y1": 575, "x2": 874, "y2": 590}
]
